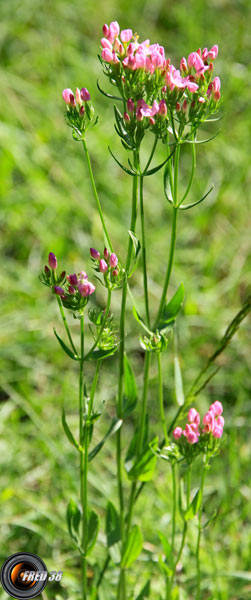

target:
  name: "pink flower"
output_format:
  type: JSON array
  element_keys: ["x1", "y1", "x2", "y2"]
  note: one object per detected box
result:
[
  {"x1": 202, "y1": 47, "x2": 208, "y2": 61},
  {"x1": 99, "y1": 259, "x2": 108, "y2": 273},
  {"x1": 48, "y1": 252, "x2": 57, "y2": 270},
  {"x1": 173, "y1": 427, "x2": 183, "y2": 440},
  {"x1": 62, "y1": 88, "x2": 75, "y2": 105},
  {"x1": 102, "y1": 24, "x2": 109, "y2": 37},
  {"x1": 102, "y1": 48, "x2": 113, "y2": 63},
  {"x1": 203, "y1": 410, "x2": 215, "y2": 432},
  {"x1": 185, "y1": 78, "x2": 199, "y2": 92},
  {"x1": 80, "y1": 88, "x2": 91, "y2": 101},
  {"x1": 101, "y1": 37, "x2": 113, "y2": 50},
  {"x1": 212, "y1": 424, "x2": 223, "y2": 438},
  {"x1": 112, "y1": 269, "x2": 118, "y2": 277},
  {"x1": 210, "y1": 401, "x2": 223, "y2": 416},
  {"x1": 79, "y1": 271, "x2": 88, "y2": 280},
  {"x1": 90, "y1": 248, "x2": 100, "y2": 259},
  {"x1": 109, "y1": 21, "x2": 120, "y2": 40},
  {"x1": 109, "y1": 253, "x2": 118, "y2": 268},
  {"x1": 198, "y1": 96, "x2": 206, "y2": 103},
  {"x1": 187, "y1": 431, "x2": 199, "y2": 444},
  {"x1": 121, "y1": 29, "x2": 133, "y2": 43},
  {"x1": 75, "y1": 87, "x2": 82, "y2": 105},
  {"x1": 207, "y1": 45, "x2": 218, "y2": 60},
  {"x1": 78, "y1": 281, "x2": 95, "y2": 297},
  {"x1": 124, "y1": 112, "x2": 130, "y2": 122},
  {"x1": 188, "y1": 408, "x2": 200, "y2": 425}
]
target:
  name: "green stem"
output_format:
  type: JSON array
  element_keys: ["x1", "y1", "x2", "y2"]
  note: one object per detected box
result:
[
  {"x1": 117, "y1": 151, "x2": 139, "y2": 600},
  {"x1": 144, "y1": 135, "x2": 158, "y2": 173},
  {"x1": 154, "y1": 205, "x2": 178, "y2": 328},
  {"x1": 196, "y1": 457, "x2": 207, "y2": 600},
  {"x1": 82, "y1": 138, "x2": 113, "y2": 253},
  {"x1": 179, "y1": 137, "x2": 196, "y2": 205},
  {"x1": 168, "y1": 467, "x2": 190, "y2": 596},
  {"x1": 57, "y1": 297, "x2": 79, "y2": 357},
  {"x1": 171, "y1": 463, "x2": 176, "y2": 555},
  {"x1": 140, "y1": 175, "x2": 150, "y2": 327},
  {"x1": 79, "y1": 315, "x2": 87, "y2": 600},
  {"x1": 157, "y1": 352, "x2": 168, "y2": 444},
  {"x1": 84, "y1": 288, "x2": 112, "y2": 359}
]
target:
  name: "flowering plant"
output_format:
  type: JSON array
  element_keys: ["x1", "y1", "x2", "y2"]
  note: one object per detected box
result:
[{"x1": 39, "y1": 19, "x2": 250, "y2": 600}]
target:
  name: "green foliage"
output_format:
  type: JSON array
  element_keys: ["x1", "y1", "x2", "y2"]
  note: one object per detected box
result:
[{"x1": 121, "y1": 526, "x2": 143, "y2": 569}]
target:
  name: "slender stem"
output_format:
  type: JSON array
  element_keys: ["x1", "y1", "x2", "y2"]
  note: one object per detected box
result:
[
  {"x1": 144, "y1": 135, "x2": 158, "y2": 173},
  {"x1": 157, "y1": 352, "x2": 168, "y2": 444},
  {"x1": 57, "y1": 297, "x2": 79, "y2": 357},
  {"x1": 82, "y1": 138, "x2": 113, "y2": 253},
  {"x1": 171, "y1": 463, "x2": 176, "y2": 555},
  {"x1": 168, "y1": 467, "x2": 191, "y2": 596},
  {"x1": 96, "y1": 555, "x2": 110, "y2": 588},
  {"x1": 79, "y1": 315, "x2": 87, "y2": 600},
  {"x1": 138, "y1": 352, "x2": 151, "y2": 455},
  {"x1": 180, "y1": 137, "x2": 196, "y2": 205},
  {"x1": 154, "y1": 206, "x2": 178, "y2": 328},
  {"x1": 139, "y1": 175, "x2": 150, "y2": 327},
  {"x1": 117, "y1": 151, "x2": 139, "y2": 600},
  {"x1": 85, "y1": 288, "x2": 112, "y2": 359},
  {"x1": 196, "y1": 457, "x2": 207, "y2": 600}
]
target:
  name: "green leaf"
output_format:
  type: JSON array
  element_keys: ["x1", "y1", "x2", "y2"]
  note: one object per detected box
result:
[
  {"x1": 66, "y1": 499, "x2": 81, "y2": 544},
  {"x1": 178, "y1": 479, "x2": 186, "y2": 520},
  {"x1": 157, "y1": 283, "x2": 185, "y2": 331},
  {"x1": 184, "y1": 489, "x2": 202, "y2": 521},
  {"x1": 97, "y1": 79, "x2": 123, "y2": 102},
  {"x1": 132, "y1": 305, "x2": 152, "y2": 335},
  {"x1": 88, "y1": 418, "x2": 123, "y2": 462},
  {"x1": 135, "y1": 580, "x2": 151, "y2": 599},
  {"x1": 108, "y1": 147, "x2": 136, "y2": 176},
  {"x1": 158, "y1": 555, "x2": 173, "y2": 577},
  {"x1": 128, "y1": 230, "x2": 141, "y2": 259},
  {"x1": 62, "y1": 408, "x2": 79, "y2": 450},
  {"x1": 184, "y1": 130, "x2": 220, "y2": 145},
  {"x1": 157, "y1": 531, "x2": 172, "y2": 560},
  {"x1": 125, "y1": 416, "x2": 149, "y2": 469},
  {"x1": 86, "y1": 510, "x2": 99, "y2": 556},
  {"x1": 202, "y1": 509, "x2": 217, "y2": 529},
  {"x1": 122, "y1": 353, "x2": 137, "y2": 418},
  {"x1": 179, "y1": 185, "x2": 214, "y2": 210},
  {"x1": 174, "y1": 326, "x2": 184, "y2": 406},
  {"x1": 164, "y1": 163, "x2": 173, "y2": 205},
  {"x1": 85, "y1": 346, "x2": 117, "y2": 361},
  {"x1": 121, "y1": 525, "x2": 143, "y2": 569},
  {"x1": 106, "y1": 501, "x2": 121, "y2": 547},
  {"x1": 54, "y1": 329, "x2": 79, "y2": 360},
  {"x1": 144, "y1": 148, "x2": 175, "y2": 176},
  {"x1": 128, "y1": 437, "x2": 158, "y2": 482}
]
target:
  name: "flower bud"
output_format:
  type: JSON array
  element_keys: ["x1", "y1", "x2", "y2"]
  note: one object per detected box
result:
[
  {"x1": 188, "y1": 408, "x2": 198, "y2": 423},
  {"x1": 180, "y1": 57, "x2": 187, "y2": 73},
  {"x1": 158, "y1": 99, "x2": 167, "y2": 116},
  {"x1": 212, "y1": 425, "x2": 223, "y2": 438},
  {"x1": 75, "y1": 87, "x2": 82, "y2": 104},
  {"x1": 90, "y1": 248, "x2": 100, "y2": 259},
  {"x1": 68, "y1": 285, "x2": 75, "y2": 294},
  {"x1": 80, "y1": 105, "x2": 85, "y2": 116},
  {"x1": 173, "y1": 427, "x2": 182, "y2": 440},
  {"x1": 127, "y1": 98, "x2": 135, "y2": 113},
  {"x1": 176, "y1": 102, "x2": 181, "y2": 112},
  {"x1": 112, "y1": 269, "x2": 118, "y2": 277},
  {"x1": 80, "y1": 88, "x2": 91, "y2": 101},
  {"x1": 109, "y1": 253, "x2": 118, "y2": 268},
  {"x1": 78, "y1": 281, "x2": 95, "y2": 297},
  {"x1": 101, "y1": 37, "x2": 113, "y2": 50},
  {"x1": 44, "y1": 265, "x2": 50, "y2": 278},
  {"x1": 109, "y1": 21, "x2": 120, "y2": 38},
  {"x1": 48, "y1": 252, "x2": 57, "y2": 270},
  {"x1": 62, "y1": 88, "x2": 74, "y2": 104},
  {"x1": 102, "y1": 48, "x2": 113, "y2": 63},
  {"x1": 99, "y1": 259, "x2": 108, "y2": 273},
  {"x1": 67, "y1": 273, "x2": 78, "y2": 286},
  {"x1": 124, "y1": 112, "x2": 130, "y2": 122},
  {"x1": 104, "y1": 247, "x2": 109, "y2": 260},
  {"x1": 54, "y1": 286, "x2": 64, "y2": 296},
  {"x1": 121, "y1": 29, "x2": 133, "y2": 43},
  {"x1": 102, "y1": 24, "x2": 109, "y2": 37}
]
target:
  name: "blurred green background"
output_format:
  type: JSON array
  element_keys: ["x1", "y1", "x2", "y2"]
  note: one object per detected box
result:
[{"x1": 0, "y1": 0, "x2": 250, "y2": 598}]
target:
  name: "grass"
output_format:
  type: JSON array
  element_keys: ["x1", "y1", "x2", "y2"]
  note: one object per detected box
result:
[{"x1": 0, "y1": 0, "x2": 250, "y2": 598}]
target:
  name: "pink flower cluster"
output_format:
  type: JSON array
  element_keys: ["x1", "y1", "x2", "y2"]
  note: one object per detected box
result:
[
  {"x1": 90, "y1": 247, "x2": 119, "y2": 277},
  {"x1": 124, "y1": 98, "x2": 167, "y2": 125},
  {"x1": 62, "y1": 87, "x2": 91, "y2": 108},
  {"x1": 173, "y1": 402, "x2": 224, "y2": 445},
  {"x1": 55, "y1": 270, "x2": 95, "y2": 299},
  {"x1": 101, "y1": 22, "x2": 221, "y2": 104}
]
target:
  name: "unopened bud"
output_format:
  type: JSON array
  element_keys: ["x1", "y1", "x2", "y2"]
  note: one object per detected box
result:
[
  {"x1": 48, "y1": 252, "x2": 57, "y2": 270},
  {"x1": 44, "y1": 265, "x2": 50, "y2": 278},
  {"x1": 90, "y1": 248, "x2": 100, "y2": 259},
  {"x1": 99, "y1": 259, "x2": 108, "y2": 273},
  {"x1": 112, "y1": 269, "x2": 118, "y2": 277},
  {"x1": 127, "y1": 98, "x2": 135, "y2": 113},
  {"x1": 80, "y1": 105, "x2": 85, "y2": 116},
  {"x1": 104, "y1": 247, "x2": 109, "y2": 260},
  {"x1": 80, "y1": 88, "x2": 91, "y2": 101},
  {"x1": 109, "y1": 253, "x2": 118, "y2": 268},
  {"x1": 68, "y1": 285, "x2": 75, "y2": 294},
  {"x1": 54, "y1": 286, "x2": 64, "y2": 296},
  {"x1": 176, "y1": 102, "x2": 181, "y2": 112}
]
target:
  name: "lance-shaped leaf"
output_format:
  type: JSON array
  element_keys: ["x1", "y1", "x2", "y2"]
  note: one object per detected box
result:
[
  {"x1": 135, "y1": 581, "x2": 151, "y2": 599},
  {"x1": 178, "y1": 478, "x2": 186, "y2": 520},
  {"x1": 108, "y1": 147, "x2": 136, "y2": 176},
  {"x1": 201, "y1": 509, "x2": 217, "y2": 529},
  {"x1": 164, "y1": 164, "x2": 174, "y2": 205},
  {"x1": 106, "y1": 501, "x2": 121, "y2": 547},
  {"x1": 85, "y1": 346, "x2": 117, "y2": 361},
  {"x1": 143, "y1": 148, "x2": 175, "y2": 176},
  {"x1": 128, "y1": 437, "x2": 158, "y2": 482},
  {"x1": 132, "y1": 305, "x2": 152, "y2": 335},
  {"x1": 66, "y1": 499, "x2": 81, "y2": 545},
  {"x1": 54, "y1": 329, "x2": 79, "y2": 360},
  {"x1": 97, "y1": 79, "x2": 123, "y2": 102},
  {"x1": 88, "y1": 417, "x2": 123, "y2": 462},
  {"x1": 128, "y1": 230, "x2": 141, "y2": 260},
  {"x1": 121, "y1": 525, "x2": 143, "y2": 568},
  {"x1": 122, "y1": 353, "x2": 138, "y2": 418},
  {"x1": 156, "y1": 283, "x2": 185, "y2": 331},
  {"x1": 179, "y1": 185, "x2": 214, "y2": 210},
  {"x1": 205, "y1": 113, "x2": 224, "y2": 122},
  {"x1": 184, "y1": 488, "x2": 202, "y2": 521},
  {"x1": 183, "y1": 130, "x2": 220, "y2": 145},
  {"x1": 86, "y1": 510, "x2": 99, "y2": 556},
  {"x1": 62, "y1": 408, "x2": 80, "y2": 451}
]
